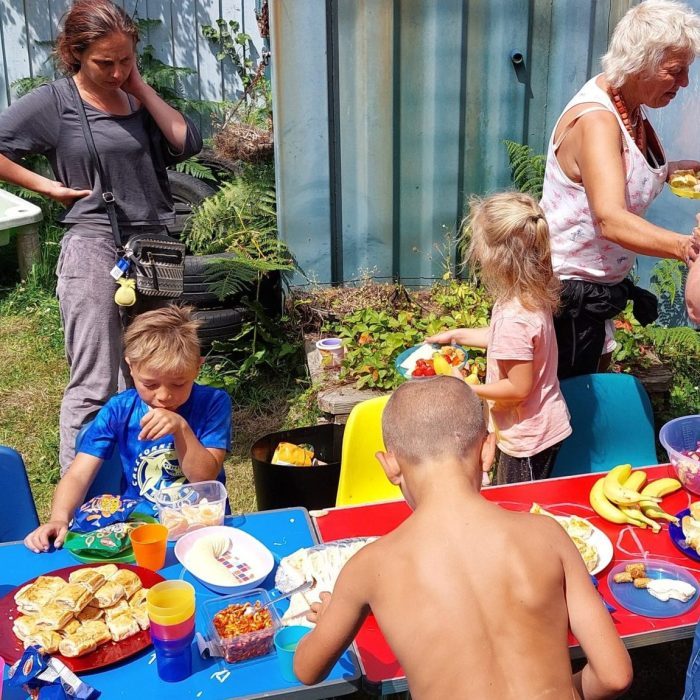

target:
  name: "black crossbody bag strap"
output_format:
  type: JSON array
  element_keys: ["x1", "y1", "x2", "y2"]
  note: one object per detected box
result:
[{"x1": 68, "y1": 77, "x2": 122, "y2": 249}]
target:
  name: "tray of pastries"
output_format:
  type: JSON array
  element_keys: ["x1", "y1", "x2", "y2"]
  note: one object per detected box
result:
[{"x1": 0, "y1": 563, "x2": 165, "y2": 672}]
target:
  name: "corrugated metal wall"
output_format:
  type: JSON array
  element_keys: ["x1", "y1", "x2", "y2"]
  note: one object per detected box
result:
[
  {"x1": 0, "y1": 0, "x2": 266, "y2": 135},
  {"x1": 271, "y1": 0, "x2": 637, "y2": 286}
]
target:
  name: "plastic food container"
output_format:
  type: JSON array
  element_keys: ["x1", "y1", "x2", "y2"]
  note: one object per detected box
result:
[
  {"x1": 203, "y1": 588, "x2": 281, "y2": 664},
  {"x1": 155, "y1": 480, "x2": 228, "y2": 541},
  {"x1": 660, "y1": 416, "x2": 700, "y2": 494}
]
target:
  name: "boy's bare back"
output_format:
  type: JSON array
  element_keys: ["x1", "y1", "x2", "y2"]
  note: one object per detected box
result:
[
  {"x1": 354, "y1": 498, "x2": 587, "y2": 699},
  {"x1": 294, "y1": 378, "x2": 631, "y2": 699}
]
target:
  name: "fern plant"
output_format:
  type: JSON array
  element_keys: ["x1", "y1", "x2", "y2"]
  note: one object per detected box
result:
[{"x1": 504, "y1": 140, "x2": 546, "y2": 199}]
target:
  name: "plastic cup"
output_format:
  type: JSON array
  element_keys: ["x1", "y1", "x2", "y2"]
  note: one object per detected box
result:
[
  {"x1": 274, "y1": 626, "x2": 311, "y2": 683},
  {"x1": 130, "y1": 523, "x2": 168, "y2": 571},
  {"x1": 151, "y1": 629, "x2": 195, "y2": 682},
  {"x1": 147, "y1": 580, "x2": 195, "y2": 612},
  {"x1": 150, "y1": 615, "x2": 195, "y2": 641},
  {"x1": 316, "y1": 338, "x2": 344, "y2": 369},
  {"x1": 147, "y1": 602, "x2": 196, "y2": 626}
]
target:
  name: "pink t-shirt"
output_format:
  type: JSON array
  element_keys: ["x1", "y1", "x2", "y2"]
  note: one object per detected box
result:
[{"x1": 486, "y1": 299, "x2": 571, "y2": 458}]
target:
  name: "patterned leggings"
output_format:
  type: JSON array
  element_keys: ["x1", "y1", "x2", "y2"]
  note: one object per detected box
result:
[{"x1": 494, "y1": 442, "x2": 563, "y2": 485}]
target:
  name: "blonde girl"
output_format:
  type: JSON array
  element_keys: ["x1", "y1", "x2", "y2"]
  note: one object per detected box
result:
[{"x1": 427, "y1": 192, "x2": 571, "y2": 484}]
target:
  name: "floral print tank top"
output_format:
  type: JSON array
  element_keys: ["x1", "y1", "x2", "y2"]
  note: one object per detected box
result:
[{"x1": 540, "y1": 76, "x2": 667, "y2": 284}]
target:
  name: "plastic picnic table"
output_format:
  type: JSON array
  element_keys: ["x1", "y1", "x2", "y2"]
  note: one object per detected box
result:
[
  {"x1": 0, "y1": 508, "x2": 359, "y2": 700},
  {"x1": 312, "y1": 464, "x2": 700, "y2": 695}
]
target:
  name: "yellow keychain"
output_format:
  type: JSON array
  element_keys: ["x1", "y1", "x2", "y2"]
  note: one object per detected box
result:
[{"x1": 114, "y1": 278, "x2": 137, "y2": 307}]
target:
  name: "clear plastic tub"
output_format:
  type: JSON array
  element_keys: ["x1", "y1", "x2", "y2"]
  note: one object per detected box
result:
[
  {"x1": 204, "y1": 588, "x2": 281, "y2": 664},
  {"x1": 659, "y1": 416, "x2": 700, "y2": 494},
  {"x1": 155, "y1": 480, "x2": 228, "y2": 541}
]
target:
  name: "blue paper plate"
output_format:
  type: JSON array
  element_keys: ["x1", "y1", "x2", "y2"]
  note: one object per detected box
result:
[
  {"x1": 669, "y1": 509, "x2": 700, "y2": 563},
  {"x1": 394, "y1": 343, "x2": 468, "y2": 379},
  {"x1": 607, "y1": 559, "x2": 699, "y2": 618}
]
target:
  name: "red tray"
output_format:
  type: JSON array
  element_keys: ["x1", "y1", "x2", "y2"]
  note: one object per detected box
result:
[{"x1": 0, "y1": 563, "x2": 165, "y2": 673}]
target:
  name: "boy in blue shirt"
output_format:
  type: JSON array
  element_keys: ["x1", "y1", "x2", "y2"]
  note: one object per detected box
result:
[{"x1": 25, "y1": 305, "x2": 232, "y2": 553}]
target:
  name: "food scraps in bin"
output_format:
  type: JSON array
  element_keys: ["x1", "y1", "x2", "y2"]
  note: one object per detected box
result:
[
  {"x1": 271, "y1": 442, "x2": 327, "y2": 467},
  {"x1": 212, "y1": 602, "x2": 275, "y2": 663},
  {"x1": 613, "y1": 562, "x2": 697, "y2": 602}
]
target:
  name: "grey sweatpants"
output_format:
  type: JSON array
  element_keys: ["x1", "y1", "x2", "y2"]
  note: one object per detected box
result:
[{"x1": 56, "y1": 228, "x2": 168, "y2": 473}]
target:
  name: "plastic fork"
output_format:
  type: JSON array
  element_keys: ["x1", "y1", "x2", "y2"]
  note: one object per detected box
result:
[{"x1": 244, "y1": 579, "x2": 314, "y2": 616}]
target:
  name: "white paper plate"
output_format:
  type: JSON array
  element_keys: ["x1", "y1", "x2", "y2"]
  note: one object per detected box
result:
[
  {"x1": 587, "y1": 523, "x2": 614, "y2": 576},
  {"x1": 174, "y1": 525, "x2": 274, "y2": 594}
]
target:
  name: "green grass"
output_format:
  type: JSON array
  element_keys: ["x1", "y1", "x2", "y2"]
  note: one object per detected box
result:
[{"x1": 0, "y1": 288, "x2": 290, "y2": 521}]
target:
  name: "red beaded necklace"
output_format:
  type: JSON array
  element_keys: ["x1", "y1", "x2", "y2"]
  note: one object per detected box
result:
[{"x1": 610, "y1": 86, "x2": 646, "y2": 153}]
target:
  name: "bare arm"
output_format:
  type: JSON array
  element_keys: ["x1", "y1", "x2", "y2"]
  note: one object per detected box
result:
[
  {"x1": 687, "y1": 223, "x2": 700, "y2": 324},
  {"x1": 426, "y1": 327, "x2": 490, "y2": 349},
  {"x1": 0, "y1": 153, "x2": 91, "y2": 205},
  {"x1": 294, "y1": 551, "x2": 371, "y2": 685},
  {"x1": 138, "y1": 409, "x2": 225, "y2": 481},
  {"x1": 575, "y1": 111, "x2": 696, "y2": 262},
  {"x1": 121, "y1": 61, "x2": 187, "y2": 152},
  {"x1": 24, "y1": 453, "x2": 103, "y2": 552},
  {"x1": 470, "y1": 359, "x2": 533, "y2": 403},
  {"x1": 560, "y1": 529, "x2": 632, "y2": 699}
]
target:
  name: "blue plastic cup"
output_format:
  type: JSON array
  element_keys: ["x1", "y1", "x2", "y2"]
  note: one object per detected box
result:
[
  {"x1": 151, "y1": 628, "x2": 195, "y2": 682},
  {"x1": 274, "y1": 625, "x2": 311, "y2": 683}
]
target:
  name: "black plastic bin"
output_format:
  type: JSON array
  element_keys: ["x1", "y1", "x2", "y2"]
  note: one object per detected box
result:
[{"x1": 251, "y1": 424, "x2": 345, "y2": 511}]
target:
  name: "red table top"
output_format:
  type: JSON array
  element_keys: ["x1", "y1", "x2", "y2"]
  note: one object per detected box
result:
[{"x1": 313, "y1": 465, "x2": 700, "y2": 691}]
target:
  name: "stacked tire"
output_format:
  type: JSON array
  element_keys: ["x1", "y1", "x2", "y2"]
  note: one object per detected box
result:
[{"x1": 167, "y1": 169, "x2": 249, "y2": 353}]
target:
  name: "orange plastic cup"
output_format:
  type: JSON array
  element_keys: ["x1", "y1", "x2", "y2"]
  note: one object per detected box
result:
[
  {"x1": 147, "y1": 581, "x2": 196, "y2": 625},
  {"x1": 130, "y1": 523, "x2": 169, "y2": 571}
]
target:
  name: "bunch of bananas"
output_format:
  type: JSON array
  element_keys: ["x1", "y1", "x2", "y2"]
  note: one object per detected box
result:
[{"x1": 589, "y1": 464, "x2": 681, "y2": 532}]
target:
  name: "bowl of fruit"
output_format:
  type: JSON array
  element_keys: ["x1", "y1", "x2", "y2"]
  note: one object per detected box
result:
[
  {"x1": 395, "y1": 343, "x2": 468, "y2": 380},
  {"x1": 660, "y1": 416, "x2": 700, "y2": 494}
]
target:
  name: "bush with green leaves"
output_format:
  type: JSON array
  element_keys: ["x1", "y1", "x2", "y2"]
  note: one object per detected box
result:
[{"x1": 329, "y1": 280, "x2": 491, "y2": 390}]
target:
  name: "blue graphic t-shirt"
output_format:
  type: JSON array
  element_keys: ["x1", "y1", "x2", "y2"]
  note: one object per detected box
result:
[{"x1": 79, "y1": 383, "x2": 232, "y2": 513}]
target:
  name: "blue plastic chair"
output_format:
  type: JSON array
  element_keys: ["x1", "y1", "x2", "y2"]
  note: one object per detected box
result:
[
  {"x1": 76, "y1": 421, "x2": 125, "y2": 500},
  {"x1": 551, "y1": 373, "x2": 658, "y2": 478},
  {"x1": 0, "y1": 446, "x2": 39, "y2": 542}
]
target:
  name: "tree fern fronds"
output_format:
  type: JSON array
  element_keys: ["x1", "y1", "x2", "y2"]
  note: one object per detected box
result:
[{"x1": 503, "y1": 139, "x2": 546, "y2": 199}]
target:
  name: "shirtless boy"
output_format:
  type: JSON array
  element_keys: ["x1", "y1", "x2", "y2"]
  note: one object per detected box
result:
[{"x1": 294, "y1": 376, "x2": 632, "y2": 699}]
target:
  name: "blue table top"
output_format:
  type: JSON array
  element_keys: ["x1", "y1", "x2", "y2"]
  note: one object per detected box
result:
[{"x1": 0, "y1": 508, "x2": 359, "y2": 700}]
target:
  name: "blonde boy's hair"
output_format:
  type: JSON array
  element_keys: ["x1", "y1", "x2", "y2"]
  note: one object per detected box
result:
[
  {"x1": 124, "y1": 305, "x2": 201, "y2": 374},
  {"x1": 602, "y1": 0, "x2": 700, "y2": 89},
  {"x1": 465, "y1": 191, "x2": 560, "y2": 314},
  {"x1": 382, "y1": 377, "x2": 486, "y2": 465}
]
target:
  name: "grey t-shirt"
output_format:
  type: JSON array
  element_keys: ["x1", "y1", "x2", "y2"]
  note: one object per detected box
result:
[{"x1": 0, "y1": 77, "x2": 202, "y2": 229}]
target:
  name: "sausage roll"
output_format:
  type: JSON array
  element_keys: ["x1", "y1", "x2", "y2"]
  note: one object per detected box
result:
[
  {"x1": 68, "y1": 569, "x2": 106, "y2": 593},
  {"x1": 106, "y1": 611, "x2": 141, "y2": 642},
  {"x1": 54, "y1": 582, "x2": 93, "y2": 613},
  {"x1": 14, "y1": 576, "x2": 66, "y2": 612},
  {"x1": 33, "y1": 603, "x2": 75, "y2": 631},
  {"x1": 92, "y1": 581, "x2": 126, "y2": 608},
  {"x1": 23, "y1": 630, "x2": 61, "y2": 655},
  {"x1": 110, "y1": 570, "x2": 141, "y2": 599}
]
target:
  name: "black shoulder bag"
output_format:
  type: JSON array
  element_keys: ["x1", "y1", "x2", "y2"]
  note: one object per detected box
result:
[{"x1": 69, "y1": 77, "x2": 185, "y2": 298}]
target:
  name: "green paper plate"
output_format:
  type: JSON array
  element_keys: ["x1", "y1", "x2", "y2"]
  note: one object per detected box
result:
[{"x1": 64, "y1": 514, "x2": 157, "y2": 563}]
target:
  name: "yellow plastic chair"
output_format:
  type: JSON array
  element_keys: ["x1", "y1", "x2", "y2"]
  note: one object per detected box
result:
[{"x1": 335, "y1": 395, "x2": 403, "y2": 506}]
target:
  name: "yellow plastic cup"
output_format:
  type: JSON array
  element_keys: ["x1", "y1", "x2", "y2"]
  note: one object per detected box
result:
[
  {"x1": 147, "y1": 581, "x2": 195, "y2": 625},
  {"x1": 147, "y1": 603, "x2": 196, "y2": 626},
  {"x1": 130, "y1": 524, "x2": 168, "y2": 571}
]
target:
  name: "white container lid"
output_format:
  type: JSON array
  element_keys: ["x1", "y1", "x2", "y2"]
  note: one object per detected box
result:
[{"x1": 0, "y1": 188, "x2": 43, "y2": 230}]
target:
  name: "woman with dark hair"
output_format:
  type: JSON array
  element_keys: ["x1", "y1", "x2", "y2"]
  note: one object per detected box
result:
[{"x1": 0, "y1": 0, "x2": 202, "y2": 473}]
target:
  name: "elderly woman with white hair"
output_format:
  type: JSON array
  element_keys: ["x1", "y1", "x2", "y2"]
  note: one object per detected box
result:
[{"x1": 540, "y1": 0, "x2": 700, "y2": 379}]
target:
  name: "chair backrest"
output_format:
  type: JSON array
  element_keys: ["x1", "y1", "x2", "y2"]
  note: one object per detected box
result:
[
  {"x1": 76, "y1": 421, "x2": 125, "y2": 501},
  {"x1": 0, "y1": 446, "x2": 39, "y2": 542},
  {"x1": 551, "y1": 373, "x2": 657, "y2": 478},
  {"x1": 336, "y1": 394, "x2": 402, "y2": 506}
]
